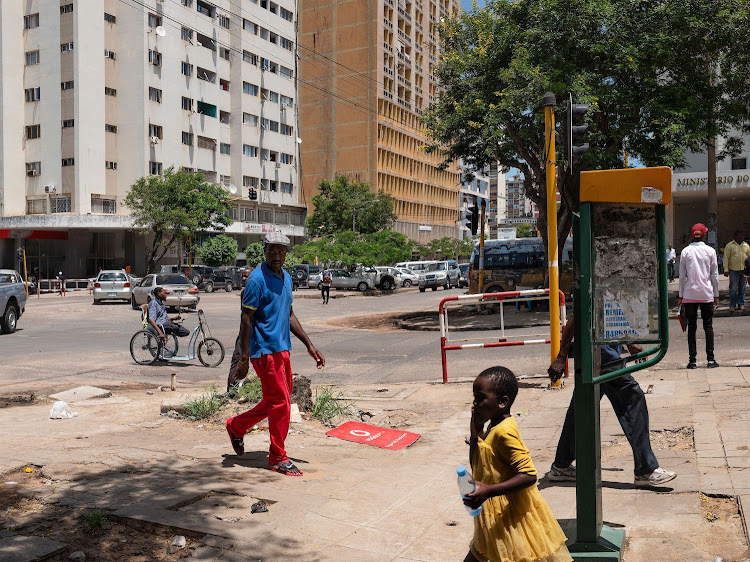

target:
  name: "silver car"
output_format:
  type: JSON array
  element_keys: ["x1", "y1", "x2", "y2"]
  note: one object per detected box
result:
[
  {"x1": 93, "y1": 270, "x2": 132, "y2": 304},
  {"x1": 309, "y1": 269, "x2": 373, "y2": 291},
  {"x1": 418, "y1": 260, "x2": 460, "y2": 291},
  {"x1": 395, "y1": 267, "x2": 419, "y2": 287},
  {"x1": 131, "y1": 273, "x2": 200, "y2": 309}
]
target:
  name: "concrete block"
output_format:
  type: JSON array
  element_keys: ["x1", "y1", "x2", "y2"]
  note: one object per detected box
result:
[
  {"x1": 49, "y1": 386, "x2": 111, "y2": 403},
  {"x1": 290, "y1": 403, "x2": 303, "y2": 424},
  {"x1": 0, "y1": 535, "x2": 67, "y2": 561}
]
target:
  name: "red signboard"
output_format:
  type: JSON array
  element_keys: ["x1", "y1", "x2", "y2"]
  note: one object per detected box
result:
[{"x1": 326, "y1": 421, "x2": 420, "y2": 450}]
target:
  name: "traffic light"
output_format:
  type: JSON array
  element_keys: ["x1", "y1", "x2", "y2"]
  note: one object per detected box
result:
[
  {"x1": 562, "y1": 93, "x2": 590, "y2": 170},
  {"x1": 17, "y1": 248, "x2": 23, "y2": 260},
  {"x1": 465, "y1": 198, "x2": 479, "y2": 236},
  {"x1": 248, "y1": 187, "x2": 257, "y2": 201}
]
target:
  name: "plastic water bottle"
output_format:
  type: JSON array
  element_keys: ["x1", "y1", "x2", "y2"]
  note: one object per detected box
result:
[{"x1": 457, "y1": 465, "x2": 482, "y2": 516}]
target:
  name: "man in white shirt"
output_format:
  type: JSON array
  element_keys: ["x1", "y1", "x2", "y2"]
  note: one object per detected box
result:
[
  {"x1": 666, "y1": 243, "x2": 677, "y2": 282},
  {"x1": 678, "y1": 223, "x2": 719, "y2": 369}
]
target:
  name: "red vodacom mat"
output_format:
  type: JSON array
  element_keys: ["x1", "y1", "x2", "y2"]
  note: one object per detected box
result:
[{"x1": 326, "y1": 421, "x2": 420, "y2": 450}]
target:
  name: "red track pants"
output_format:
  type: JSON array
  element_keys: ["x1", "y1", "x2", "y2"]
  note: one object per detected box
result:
[{"x1": 226, "y1": 351, "x2": 292, "y2": 466}]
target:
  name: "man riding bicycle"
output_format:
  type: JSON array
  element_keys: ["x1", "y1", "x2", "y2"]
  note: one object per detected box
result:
[{"x1": 148, "y1": 287, "x2": 190, "y2": 341}]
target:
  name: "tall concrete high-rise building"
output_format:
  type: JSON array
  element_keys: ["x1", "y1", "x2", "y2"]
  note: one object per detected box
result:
[
  {"x1": 0, "y1": 0, "x2": 306, "y2": 277},
  {"x1": 298, "y1": 0, "x2": 461, "y2": 243},
  {"x1": 487, "y1": 161, "x2": 507, "y2": 239}
]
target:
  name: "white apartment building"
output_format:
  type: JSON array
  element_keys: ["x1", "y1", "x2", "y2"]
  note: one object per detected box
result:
[
  {"x1": 487, "y1": 161, "x2": 507, "y2": 239},
  {"x1": 458, "y1": 163, "x2": 490, "y2": 241},
  {"x1": 0, "y1": 0, "x2": 305, "y2": 278}
]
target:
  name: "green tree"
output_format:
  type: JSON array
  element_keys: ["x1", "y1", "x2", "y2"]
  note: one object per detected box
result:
[
  {"x1": 306, "y1": 175, "x2": 398, "y2": 236},
  {"x1": 124, "y1": 167, "x2": 231, "y2": 273},
  {"x1": 515, "y1": 223, "x2": 534, "y2": 238},
  {"x1": 424, "y1": 0, "x2": 750, "y2": 262},
  {"x1": 421, "y1": 237, "x2": 475, "y2": 260},
  {"x1": 243, "y1": 242, "x2": 266, "y2": 268},
  {"x1": 288, "y1": 230, "x2": 414, "y2": 267},
  {"x1": 197, "y1": 234, "x2": 238, "y2": 267}
]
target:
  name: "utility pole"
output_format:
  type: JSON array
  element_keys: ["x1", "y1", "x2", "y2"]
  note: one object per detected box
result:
[
  {"x1": 479, "y1": 199, "x2": 486, "y2": 290},
  {"x1": 542, "y1": 92, "x2": 561, "y2": 386}
]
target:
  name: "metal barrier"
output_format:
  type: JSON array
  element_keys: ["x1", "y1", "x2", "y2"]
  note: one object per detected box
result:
[
  {"x1": 38, "y1": 279, "x2": 63, "y2": 294},
  {"x1": 439, "y1": 289, "x2": 567, "y2": 383},
  {"x1": 64, "y1": 279, "x2": 90, "y2": 292}
]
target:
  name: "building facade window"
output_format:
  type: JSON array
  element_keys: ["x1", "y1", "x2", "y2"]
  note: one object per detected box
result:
[
  {"x1": 181, "y1": 61, "x2": 193, "y2": 76},
  {"x1": 243, "y1": 113, "x2": 258, "y2": 126},
  {"x1": 731, "y1": 157, "x2": 747, "y2": 170},
  {"x1": 62, "y1": 158, "x2": 74, "y2": 166},
  {"x1": 243, "y1": 19, "x2": 258, "y2": 34},
  {"x1": 148, "y1": 87, "x2": 162, "y2": 103},
  {"x1": 181, "y1": 27, "x2": 193, "y2": 41},
  {"x1": 280, "y1": 94, "x2": 294, "y2": 106},
  {"x1": 181, "y1": 97, "x2": 193, "y2": 111},
  {"x1": 280, "y1": 7, "x2": 293, "y2": 21},
  {"x1": 181, "y1": 0, "x2": 193, "y2": 6},
  {"x1": 149, "y1": 124, "x2": 163, "y2": 139},
  {"x1": 105, "y1": 87, "x2": 117, "y2": 96},
  {"x1": 280, "y1": 124, "x2": 293, "y2": 136},
  {"x1": 182, "y1": 131, "x2": 193, "y2": 145},
  {"x1": 219, "y1": 47, "x2": 230, "y2": 60},
  {"x1": 27, "y1": 199, "x2": 46, "y2": 214},
  {"x1": 91, "y1": 197, "x2": 117, "y2": 213},
  {"x1": 259, "y1": 208, "x2": 273, "y2": 222},
  {"x1": 243, "y1": 176, "x2": 259, "y2": 188},
  {"x1": 105, "y1": 161, "x2": 118, "y2": 170},
  {"x1": 61, "y1": 81, "x2": 74, "y2": 90},
  {"x1": 26, "y1": 162, "x2": 41, "y2": 176},
  {"x1": 220, "y1": 142, "x2": 230, "y2": 155},
  {"x1": 60, "y1": 4, "x2": 73, "y2": 13},
  {"x1": 105, "y1": 124, "x2": 117, "y2": 133},
  {"x1": 218, "y1": 14, "x2": 230, "y2": 28},
  {"x1": 24, "y1": 14, "x2": 40, "y2": 29},
  {"x1": 104, "y1": 49, "x2": 116, "y2": 60},
  {"x1": 197, "y1": 136, "x2": 216, "y2": 150},
  {"x1": 148, "y1": 13, "x2": 161, "y2": 27},
  {"x1": 243, "y1": 145, "x2": 258, "y2": 157},
  {"x1": 243, "y1": 82, "x2": 259, "y2": 96},
  {"x1": 25, "y1": 50, "x2": 39, "y2": 66},
  {"x1": 50, "y1": 196, "x2": 72, "y2": 213},
  {"x1": 62, "y1": 119, "x2": 74, "y2": 128},
  {"x1": 60, "y1": 42, "x2": 74, "y2": 52},
  {"x1": 25, "y1": 87, "x2": 40, "y2": 102},
  {"x1": 148, "y1": 50, "x2": 162, "y2": 66},
  {"x1": 280, "y1": 153, "x2": 293, "y2": 165},
  {"x1": 25, "y1": 125, "x2": 40, "y2": 139},
  {"x1": 104, "y1": 13, "x2": 116, "y2": 23},
  {"x1": 243, "y1": 50, "x2": 258, "y2": 64},
  {"x1": 149, "y1": 161, "x2": 162, "y2": 175},
  {"x1": 280, "y1": 182, "x2": 293, "y2": 194}
]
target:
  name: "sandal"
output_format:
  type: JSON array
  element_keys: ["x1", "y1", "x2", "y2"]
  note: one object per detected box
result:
[
  {"x1": 226, "y1": 422, "x2": 245, "y2": 456},
  {"x1": 269, "y1": 460, "x2": 303, "y2": 476}
]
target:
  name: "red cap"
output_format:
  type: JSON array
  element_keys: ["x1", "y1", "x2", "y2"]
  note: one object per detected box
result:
[{"x1": 691, "y1": 223, "x2": 708, "y2": 237}]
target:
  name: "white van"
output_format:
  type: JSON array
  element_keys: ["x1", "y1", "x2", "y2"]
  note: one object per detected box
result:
[{"x1": 394, "y1": 260, "x2": 437, "y2": 272}]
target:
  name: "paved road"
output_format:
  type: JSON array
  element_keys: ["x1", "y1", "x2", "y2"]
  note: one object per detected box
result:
[{"x1": 1, "y1": 286, "x2": 748, "y2": 394}]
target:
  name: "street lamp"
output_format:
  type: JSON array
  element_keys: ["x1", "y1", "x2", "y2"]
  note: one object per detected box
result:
[{"x1": 352, "y1": 199, "x2": 380, "y2": 233}]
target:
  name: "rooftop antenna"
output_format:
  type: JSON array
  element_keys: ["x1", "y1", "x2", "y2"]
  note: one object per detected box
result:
[{"x1": 229, "y1": 184, "x2": 238, "y2": 195}]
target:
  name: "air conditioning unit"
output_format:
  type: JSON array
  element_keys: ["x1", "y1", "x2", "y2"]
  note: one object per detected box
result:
[
  {"x1": 275, "y1": 162, "x2": 281, "y2": 169},
  {"x1": 29, "y1": 170, "x2": 39, "y2": 177},
  {"x1": 150, "y1": 136, "x2": 159, "y2": 145},
  {"x1": 44, "y1": 184, "x2": 56, "y2": 193}
]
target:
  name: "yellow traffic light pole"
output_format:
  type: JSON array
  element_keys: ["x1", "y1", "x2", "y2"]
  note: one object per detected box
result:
[{"x1": 543, "y1": 93, "x2": 561, "y2": 387}]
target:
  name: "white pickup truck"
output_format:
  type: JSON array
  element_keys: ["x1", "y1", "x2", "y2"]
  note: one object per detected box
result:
[{"x1": 0, "y1": 269, "x2": 27, "y2": 334}]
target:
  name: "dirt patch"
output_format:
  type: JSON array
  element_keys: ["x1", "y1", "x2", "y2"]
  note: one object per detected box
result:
[
  {"x1": 0, "y1": 469, "x2": 195, "y2": 560},
  {"x1": 609, "y1": 426, "x2": 694, "y2": 452},
  {"x1": 0, "y1": 393, "x2": 36, "y2": 409},
  {"x1": 334, "y1": 312, "x2": 414, "y2": 331}
]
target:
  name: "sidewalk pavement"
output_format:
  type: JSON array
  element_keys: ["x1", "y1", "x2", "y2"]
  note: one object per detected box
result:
[{"x1": 2, "y1": 366, "x2": 750, "y2": 560}]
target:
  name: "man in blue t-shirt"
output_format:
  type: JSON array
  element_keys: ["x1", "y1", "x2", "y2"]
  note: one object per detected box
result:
[
  {"x1": 546, "y1": 314, "x2": 676, "y2": 487},
  {"x1": 225, "y1": 232, "x2": 325, "y2": 476}
]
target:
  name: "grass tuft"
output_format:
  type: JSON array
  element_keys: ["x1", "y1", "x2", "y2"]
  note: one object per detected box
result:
[
  {"x1": 183, "y1": 384, "x2": 226, "y2": 420},
  {"x1": 83, "y1": 509, "x2": 107, "y2": 528},
  {"x1": 236, "y1": 376, "x2": 263, "y2": 403},
  {"x1": 311, "y1": 386, "x2": 356, "y2": 424}
]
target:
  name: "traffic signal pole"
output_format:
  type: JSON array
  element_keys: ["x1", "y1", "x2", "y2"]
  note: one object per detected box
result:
[
  {"x1": 478, "y1": 199, "x2": 486, "y2": 290},
  {"x1": 542, "y1": 93, "x2": 561, "y2": 387}
]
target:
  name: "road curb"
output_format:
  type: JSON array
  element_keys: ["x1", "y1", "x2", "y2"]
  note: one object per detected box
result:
[{"x1": 738, "y1": 495, "x2": 750, "y2": 546}]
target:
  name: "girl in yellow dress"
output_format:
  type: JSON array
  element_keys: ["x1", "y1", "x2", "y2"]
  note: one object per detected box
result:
[{"x1": 463, "y1": 366, "x2": 572, "y2": 562}]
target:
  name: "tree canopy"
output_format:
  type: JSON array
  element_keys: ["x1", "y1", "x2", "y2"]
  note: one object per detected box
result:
[
  {"x1": 197, "y1": 234, "x2": 238, "y2": 267},
  {"x1": 124, "y1": 167, "x2": 231, "y2": 273},
  {"x1": 305, "y1": 175, "x2": 398, "y2": 236},
  {"x1": 288, "y1": 230, "x2": 414, "y2": 267},
  {"x1": 243, "y1": 242, "x2": 266, "y2": 268},
  {"x1": 424, "y1": 0, "x2": 750, "y2": 254},
  {"x1": 515, "y1": 223, "x2": 534, "y2": 238},
  {"x1": 416, "y1": 237, "x2": 474, "y2": 261}
]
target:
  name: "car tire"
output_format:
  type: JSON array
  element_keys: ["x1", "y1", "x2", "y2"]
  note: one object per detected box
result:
[
  {"x1": 205, "y1": 282, "x2": 213, "y2": 293},
  {"x1": 381, "y1": 278, "x2": 394, "y2": 291},
  {"x1": 225, "y1": 282, "x2": 233, "y2": 292},
  {"x1": 431, "y1": 287, "x2": 437, "y2": 291},
  {"x1": 445, "y1": 279, "x2": 451, "y2": 290},
  {"x1": 191, "y1": 275, "x2": 201, "y2": 285},
  {"x1": 93, "y1": 299, "x2": 101, "y2": 305},
  {"x1": 419, "y1": 287, "x2": 426, "y2": 293},
  {"x1": 403, "y1": 280, "x2": 412, "y2": 287},
  {"x1": 1, "y1": 305, "x2": 18, "y2": 334},
  {"x1": 131, "y1": 296, "x2": 138, "y2": 310},
  {"x1": 357, "y1": 282, "x2": 368, "y2": 292},
  {"x1": 294, "y1": 270, "x2": 306, "y2": 281}
]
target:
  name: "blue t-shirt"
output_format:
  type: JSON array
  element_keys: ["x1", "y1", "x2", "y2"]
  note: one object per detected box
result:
[{"x1": 242, "y1": 263, "x2": 293, "y2": 359}]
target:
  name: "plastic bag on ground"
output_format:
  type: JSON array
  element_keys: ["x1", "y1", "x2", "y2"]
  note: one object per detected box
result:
[{"x1": 50, "y1": 400, "x2": 78, "y2": 419}]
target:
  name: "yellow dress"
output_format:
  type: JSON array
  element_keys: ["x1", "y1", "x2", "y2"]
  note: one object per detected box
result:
[{"x1": 470, "y1": 417, "x2": 572, "y2": 562}]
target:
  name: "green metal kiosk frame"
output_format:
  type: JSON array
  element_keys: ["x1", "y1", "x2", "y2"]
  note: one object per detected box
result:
[{"x1": 567, "y1": 167, "x2": 672, "y2": 560}]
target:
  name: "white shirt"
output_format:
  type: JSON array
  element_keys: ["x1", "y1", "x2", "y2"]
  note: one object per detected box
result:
[
  {"x1": 679, "y1": 241, "x2": 719, "y2": 302},
  {"x1": 667, "y1": 248, "x2": 676, "y2": 261}
]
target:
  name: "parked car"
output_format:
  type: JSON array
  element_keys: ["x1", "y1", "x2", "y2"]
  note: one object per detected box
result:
[
  {"x1": 199, "y1": 268, "x2": 235, "y2": 293},
  {"x1": 131, "y1": 274, "x2": 200, "y2": 309},
  {"x1": 418, "y1": 260, "x2": 460, "y2": 292},
  {"x1": 309, "y1": 269, "x2": 373, "y2": 291},
  {"x1": 0, "y1": 269, "x2": 27, "y2": 334},
  {"x1": 394, "y1": 267, "x2": 419, "y2": 287},
  {"x1": 290, "y1": 264, "x2": 322, "y2": 288},
  {"x1": 219, "y1": 266, "x2": 244, "y2": 289},
  {"x1": 283, "y1": 268, "x2": 301, "y2": 291},
  {"x1": 374, "y1": 267, "x2": 402, "y2": 291},
  {"x1": 93, "y1": 270, "x2": 132, "y2": 304},
  {"x1": 458, "y1": 263, "x2": 470, "y2": 288}
]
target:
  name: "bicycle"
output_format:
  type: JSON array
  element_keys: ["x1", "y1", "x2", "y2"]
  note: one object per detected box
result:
[{"x1": 129, "y1": 300, "x2": 225, "y2": 367}]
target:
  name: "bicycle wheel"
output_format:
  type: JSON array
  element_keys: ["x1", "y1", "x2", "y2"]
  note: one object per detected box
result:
[
  {"x1": 130, "y1": 330, "x2": 160, "y2": 365},
  {"x1": 162, "y1": 334, "x2": 179, "y2": 359},
  {"x1": 197, "y1": 337, "x2": 225, "y2": 368}
]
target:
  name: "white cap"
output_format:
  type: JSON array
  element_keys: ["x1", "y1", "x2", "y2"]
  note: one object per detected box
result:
[{"x1": 263, "y1": 231, "x2": 290, "y2": 248}]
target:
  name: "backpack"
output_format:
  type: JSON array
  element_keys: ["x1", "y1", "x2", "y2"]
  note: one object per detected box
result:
[{"x1": 323, "y1": 271, "x2": 332, "y2": 284}]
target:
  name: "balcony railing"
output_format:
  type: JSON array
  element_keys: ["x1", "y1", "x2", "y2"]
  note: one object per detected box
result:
[
  {"x1": 384, "y1": 18, "x2": 393, "y2": 28},
  {"x1": 384, "y1": 42, "x2": 394, "y2": 53},
  {"x1": 383, "y1": 90, "x2": 394, "y2": 100}
]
